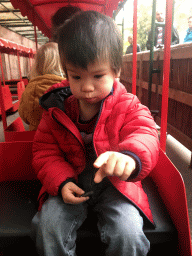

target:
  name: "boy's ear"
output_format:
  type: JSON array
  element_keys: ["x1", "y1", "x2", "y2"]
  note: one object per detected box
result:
[{"x1": 115, "y1": 69, "x2": 121, "y2": 78}]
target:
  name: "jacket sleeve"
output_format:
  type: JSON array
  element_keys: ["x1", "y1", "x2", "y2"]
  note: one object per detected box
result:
[
  {"x1": 32, "y1": 111, "x2": 78, "y2": 196},
  {"x1": 118, "y1": 95, "x2": 160, "y2": 182}
]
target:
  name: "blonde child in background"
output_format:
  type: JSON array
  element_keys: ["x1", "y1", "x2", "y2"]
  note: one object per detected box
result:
[{"x1": 19, "y1": 42, "x2": 64, "y2": 130}]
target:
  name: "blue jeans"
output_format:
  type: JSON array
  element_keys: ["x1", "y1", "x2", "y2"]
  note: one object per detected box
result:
[{"x1": 32, "y1": 181, "x2": 150, "y2": 256}]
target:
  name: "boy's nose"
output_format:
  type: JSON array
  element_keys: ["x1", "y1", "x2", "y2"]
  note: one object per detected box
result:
[{"x1": 81, "y1": 81, "x2": 94, "y2": 92}]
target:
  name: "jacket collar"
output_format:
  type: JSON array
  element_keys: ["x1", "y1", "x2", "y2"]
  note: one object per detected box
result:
[{"x1": 39, "y1": 80, "x2": 72, "y2": 111}]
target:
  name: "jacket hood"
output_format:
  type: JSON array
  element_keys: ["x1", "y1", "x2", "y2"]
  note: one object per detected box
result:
[{"x1": 39, "y1": 80, "x2": 72, "y2": 111}]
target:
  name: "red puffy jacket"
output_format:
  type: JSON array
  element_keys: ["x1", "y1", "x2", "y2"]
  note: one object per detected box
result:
[{"x1": 32, "y1": 79, "x2": 159, "y2": 224}]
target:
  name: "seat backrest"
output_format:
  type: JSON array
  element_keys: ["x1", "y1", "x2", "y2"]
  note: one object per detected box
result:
[
  {"x1": 17, "y1": 81, "x2": 25, "y2": 100},
  {"x1": 22, "y1": 78, "x2": 28, "y2": 86},
  {"x1": 5, "y1": 117, "x2": 25, "y2": 132},
  {"x1": 150, "y1": 149, "x2": 192, "y2": 256},
  {"x1": 0, "y1": 86, "x2": 12, "y2": 114},
  {"x1": 4, "y1": 130, "x2": 36, "y2": 142},
  {"x1": 4, "y1": 117, "x2": 36, "y2": 142},
  {"x1": 0, "y1": 141, "x2": 36, "y2": 182}
]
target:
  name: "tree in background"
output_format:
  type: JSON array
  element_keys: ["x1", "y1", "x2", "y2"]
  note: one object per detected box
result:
[
  {"x1": 118, "y1": 0, "x2": 192, "y2": 53},
  {"x1": 137, "y1": 4, "x2": 152, "y2": 51},
  {"x1": 126, "y1": 4, "x2": 151, "y2": 52},
  {"x1": 135, "y1": 0, "x2": 192, "y2": 50},
  {"x1": 120, "y1": 2, "x2": 152, "y2": 52}
]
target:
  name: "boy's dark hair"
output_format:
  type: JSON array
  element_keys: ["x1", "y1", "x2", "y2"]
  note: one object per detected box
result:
[
  {"x1": 57, "y1": 11, "x2": 123, "y2": 76},
  {"x1": 51, "y1": 5, "x2": 81, "y2": 42}
]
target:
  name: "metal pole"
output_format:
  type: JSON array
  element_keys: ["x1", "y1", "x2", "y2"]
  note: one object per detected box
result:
[
  {"x1": 148, "y1": 0, "x2": 157, "y2": 109},
  {"x1": 17, "y1": 51, "x2": 22, "y2": 81},
  {"x1": 34, "y1": 25, "x2": 38, "y2": 51},
  {"x1": 0, "y1": 54, "x2": 6, "y2": 87},
  {"x1": 0, "y1": 77, "x2": 7, "y2": 131},
  {"x1": 122, "y1": 7, "x2": 124, "y2": 48},
  {"x1": 0, "y1": 54, "x2": 7, "y2": 131},
  {"x1": 171, "y1": 0, "x2": 175, "y2": 44},
  {"x1": 33, "y1": 10, "x2": 38, "y2": 51},
  {"x1": 160, "y1": 0, "x2": 173, "y2": 152},
  {"x1": 132, "y1": 0, "x2": 137, "y2": 95}
]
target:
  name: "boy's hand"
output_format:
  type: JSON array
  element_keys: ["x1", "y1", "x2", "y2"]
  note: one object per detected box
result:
[
  {"x1": 93, "y1": 152, "x2": 136, "y2": 183},
  {"x1": 61, "y1": 182, "x2": 89, "y2": 204}
]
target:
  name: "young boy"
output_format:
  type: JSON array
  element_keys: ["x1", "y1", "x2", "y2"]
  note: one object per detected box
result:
[{"x1": 32, "y1": 11, "x2": 159, "y2": 256}]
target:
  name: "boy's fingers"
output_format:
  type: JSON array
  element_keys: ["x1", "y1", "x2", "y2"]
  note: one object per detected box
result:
[
  {"x1": 94, "y1": 166, "x2": 107, "y2": 183},
  {"x1": 66, "y1": 194, "x2": 89, "y2": 204},
  {"x1": 93, "y1": 152, "x2": 110, "y2": 168},
  {"x1": 94, "y1": 152, "x2": 114, "y2": 183},
  {"x1": 61, "y1": 182, "x2": 89, "y2": 204},
  {"x1": 70, "y1": 183, "x2": 84, "y2": 196}
]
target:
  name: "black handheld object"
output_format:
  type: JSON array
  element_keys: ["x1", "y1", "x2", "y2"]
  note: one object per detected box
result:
[{"x1": 80, "y1": 191, "x2": 94, "y2": 197}]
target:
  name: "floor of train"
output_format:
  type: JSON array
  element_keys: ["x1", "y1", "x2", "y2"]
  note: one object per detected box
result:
[{"x1": 0, "y1": 111, "x2": 192, "y2": 247}]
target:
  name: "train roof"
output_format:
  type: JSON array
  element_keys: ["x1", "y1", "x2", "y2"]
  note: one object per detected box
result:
[
  {"x1": 10, "y1": 0, "x2": 124, "y2": 39},
  {"x1": 0, "y1": 37, "x2": 36, "y2": 56}
]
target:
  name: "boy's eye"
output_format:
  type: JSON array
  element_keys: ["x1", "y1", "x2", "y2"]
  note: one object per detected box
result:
[
  {"x1": 72, "y1": 75, "x2": 81, "y2": 80},
  {"x1": 94, "y1": 74, "x2": 104, "y2": 79}
]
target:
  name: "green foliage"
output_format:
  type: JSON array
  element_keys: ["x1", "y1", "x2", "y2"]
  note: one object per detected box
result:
[
  {"x1": 137, "y1": 4, "x2": 152, "y2": 51},
  {"x1": 121, "y1": 0, "x2": 192, "y2": 52},
  {"x1": 122, "y1": 3, "x2": 152, "y2": 52}
]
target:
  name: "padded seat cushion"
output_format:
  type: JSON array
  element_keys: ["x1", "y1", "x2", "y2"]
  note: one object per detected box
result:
[
  {"x1": 0, "y1": 177, "x2": 177, "y2": 249},
  {"x1": 0, "y1": 180, "x2": 40, "y2": 240}
]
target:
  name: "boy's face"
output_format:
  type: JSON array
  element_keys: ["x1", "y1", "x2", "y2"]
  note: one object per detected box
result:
[{"x1": 66, "y1": 61, "x2": 120, "y2": 109}]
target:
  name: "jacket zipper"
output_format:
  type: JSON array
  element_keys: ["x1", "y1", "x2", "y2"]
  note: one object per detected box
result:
[
  {"x1": 51, "y1": 89, "x2": 112, "y2": 193},
  {"x1": 89, "y1": 98, "x2": 106, "y2": 190}
]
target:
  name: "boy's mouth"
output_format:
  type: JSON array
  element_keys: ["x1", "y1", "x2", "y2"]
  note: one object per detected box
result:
[{"x1": 84, "y1": 97, "x2": 97, "y2": 103}]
